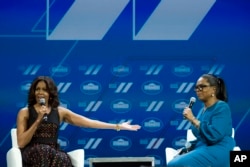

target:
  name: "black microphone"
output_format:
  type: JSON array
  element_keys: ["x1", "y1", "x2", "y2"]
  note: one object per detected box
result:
[
  {"x1": 188, "y1": 97, "x2": 196, "y2": 109},
  {"x1": 39, "y1": 98, "x2": 47, "y2": 121},
  {"x1": 178, "y1": 142, "x2": 193, "y2": 155}
]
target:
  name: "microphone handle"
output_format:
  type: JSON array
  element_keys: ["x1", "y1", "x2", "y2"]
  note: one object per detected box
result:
[{"x1": 188, "y1": 101, "x2": 194, "y2": 109}]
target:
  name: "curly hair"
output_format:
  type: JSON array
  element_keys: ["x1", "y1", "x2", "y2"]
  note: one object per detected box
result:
[{"x1": 28, "y1": 76, "x2": 60, "y2": 108}]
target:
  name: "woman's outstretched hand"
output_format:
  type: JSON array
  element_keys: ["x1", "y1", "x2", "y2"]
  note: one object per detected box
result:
[{"x1": 119, "y1": 121, "x2": 141, "y2": 131}]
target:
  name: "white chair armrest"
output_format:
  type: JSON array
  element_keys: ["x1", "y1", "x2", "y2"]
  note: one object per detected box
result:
[
  {"x1": 165, "y1": 147, "x2": 179, "y2": 165},
  {"x1": 187, "y1": 129, "x2": 196, "y2": 142},
  {"x1": 233, "y1": 146, "x2": 241, "y2": 151},
  {"x1": 67, "y1": 149, "x2": 84, "y2": 167},
  {"x1": 6, "y1": 147, "x2": 23, "y2": 167}
]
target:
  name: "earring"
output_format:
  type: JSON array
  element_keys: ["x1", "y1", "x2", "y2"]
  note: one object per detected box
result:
[{"x1": 211, "y1": 94, "x2": 214, "y2": 97}]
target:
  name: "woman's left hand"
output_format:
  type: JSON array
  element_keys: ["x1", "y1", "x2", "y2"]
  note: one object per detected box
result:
[{"x1": 119, "y1": 121, "x2": 141, "y2": 131}]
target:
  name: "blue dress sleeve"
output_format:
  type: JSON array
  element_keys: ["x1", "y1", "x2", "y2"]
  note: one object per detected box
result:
[{"x1": 193, "y1": 101, "x2": 233, "y2": 145}]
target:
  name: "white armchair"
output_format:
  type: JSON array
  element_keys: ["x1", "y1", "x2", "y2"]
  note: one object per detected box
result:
[
  {"x1": 165, "y1": 128, "x2": 240, "y2": 165},
  {"x1": 6, "y1": 128, "x2": 84, "y2": 167}
]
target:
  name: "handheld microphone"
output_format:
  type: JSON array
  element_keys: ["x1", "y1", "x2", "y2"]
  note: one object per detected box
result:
[
  {"x1": 178, "y1": 142, "x2": 193, "y2": 155},
  {"x1": 188, "y1": 97, "x2": 196, "y2": 109},
  {"x1": 39, "y1": 98, "x2": 47, "y2": 121}
]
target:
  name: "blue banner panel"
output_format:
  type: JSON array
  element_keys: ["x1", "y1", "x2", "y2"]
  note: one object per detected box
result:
[{"x1": 1, "y1": 0, "x2": 250, "y2": 166}]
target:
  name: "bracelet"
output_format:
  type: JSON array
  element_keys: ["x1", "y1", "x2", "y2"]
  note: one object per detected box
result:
[
  {"x1": 191, "y1": 117, "x2": 200, "y2": 129},
  {"x1": 191, "y1": 117, "x2": 196, "y2": 124},
  {"x1": 194, "y1": 121, "x2": 200, "y2": 129},
  {"x1": 115, "y1": 124, "x2": 121, "y2": 131}
]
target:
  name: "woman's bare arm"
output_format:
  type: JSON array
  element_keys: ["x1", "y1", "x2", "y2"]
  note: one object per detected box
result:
[{"x1": 59, "y1": 106, "x2": 140, "y2": 131}]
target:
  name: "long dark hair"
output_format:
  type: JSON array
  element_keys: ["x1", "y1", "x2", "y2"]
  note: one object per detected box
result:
[
  {"x1": 28, "y1": 76, "x2": 60, "y2": 108},
  {"x1": 201, "y1": 74, "x2": 228, "y2": 102}
]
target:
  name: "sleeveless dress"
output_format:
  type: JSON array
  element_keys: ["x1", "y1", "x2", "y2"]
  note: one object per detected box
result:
[{"x1": 21, "y1": 106, "x2": 72, "y2": 167}]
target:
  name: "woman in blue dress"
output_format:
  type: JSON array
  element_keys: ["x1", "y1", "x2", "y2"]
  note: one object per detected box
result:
[{"x1": 168, "y1": 74, "x2": 236, "y2": 167}]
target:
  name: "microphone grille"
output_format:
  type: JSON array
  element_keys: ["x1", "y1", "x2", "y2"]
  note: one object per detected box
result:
[
  {"x1": 39, "y1": 98, "x2": 45, "y2": 105},
  {"x1": 190, "y1": 97, "x2": 196, "y2": 102}
]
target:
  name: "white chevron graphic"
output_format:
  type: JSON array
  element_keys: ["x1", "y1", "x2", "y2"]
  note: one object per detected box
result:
[
  {"x1": 46, "y1": 0, "x2": 216, "y2": 40},
  {"x1": 134, "y1": 0, "x2": 216, "y2": 40},
  {"x1": 23, "y1": 65, "x2": 41, "y2": 75},
  {"x1": 208, "y1": 64, "x2": 225, "y2": 75},
  {"x1": 146, "y1": 138, "x2": 164, "y2": 149},
  {"x1": 47, "y1": 0, "x2": 130, "y2": 40}
]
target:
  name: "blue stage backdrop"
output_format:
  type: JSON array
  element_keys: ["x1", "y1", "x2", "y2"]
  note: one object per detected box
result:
[{"x1": 1, "y1": 0, "x2": 250, "y2": 166}]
